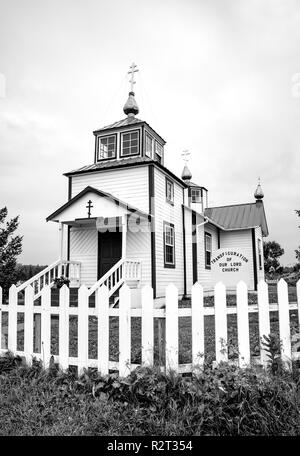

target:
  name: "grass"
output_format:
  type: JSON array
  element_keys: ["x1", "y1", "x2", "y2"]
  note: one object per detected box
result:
[{"x1": 0, "y1": 353, "x2": 300, "y2": 436}]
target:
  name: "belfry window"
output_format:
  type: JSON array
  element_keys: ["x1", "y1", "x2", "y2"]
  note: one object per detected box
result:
[
  {"x1": 97, "y1": 135, "x2": 116, "y2": 160},
  {"x1": 145, "y1": 132, "x2": 154, "y2": 158},
  {"x1": 121, "y1": 130, "x2": 139, "y2": 157},
  {"x1": 191, "y1": 188, "x2": 202, "y2": 203},
  {"x1": 258, "y1": 238, "x2": 262, "y2": 270}
]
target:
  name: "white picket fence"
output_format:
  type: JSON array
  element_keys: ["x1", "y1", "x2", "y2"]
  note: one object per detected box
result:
[{"x1": 0, "y1": 279, "x2": 300, "y2": 376}]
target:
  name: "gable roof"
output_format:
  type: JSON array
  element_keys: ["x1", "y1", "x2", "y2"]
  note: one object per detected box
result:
[
  {"x1": 204, "y1": 202, "x2": 269, "y2": 236},
  {"x1": 46, "y1": 186, "x2": 151, "y2": 222}
]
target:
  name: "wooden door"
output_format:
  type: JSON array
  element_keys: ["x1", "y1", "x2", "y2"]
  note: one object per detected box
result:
[{"x1": 98, "y1": 230, "x2": 122, "y2": 279}]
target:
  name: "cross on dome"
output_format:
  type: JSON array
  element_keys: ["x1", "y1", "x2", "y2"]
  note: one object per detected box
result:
[
  {"x1": 181, "y1": 150, "x2": 191, "y2": 164},
  {"x1": 128, "y1": 62, "x2": 139, "y2": 92}
]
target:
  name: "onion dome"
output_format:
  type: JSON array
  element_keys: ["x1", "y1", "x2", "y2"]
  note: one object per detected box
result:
[
  {"x1": 123, "y1": 91, "x2": 139, "y2": 117},
  {"x1": 181, "y1": 164, "x2": 192, "y2": 183},
  {"x1": 254, "y1": 179, "x2": 264, "y2": 200}
]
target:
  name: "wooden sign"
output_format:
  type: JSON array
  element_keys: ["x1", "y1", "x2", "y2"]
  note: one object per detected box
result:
[{"x1": 210, "y1": 248, "x2": 251, "y2": 287}]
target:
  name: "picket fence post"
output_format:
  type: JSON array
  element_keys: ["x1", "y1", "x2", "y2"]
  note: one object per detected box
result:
[
  {"x1": 141, "y1": 284, "x2": 154, "y2": 367},
  {"x1": 78, "y1": 285, "x2": 89, "y2": 375},
  {"x1": 191, "y1": 282, "x2": 204, "y2": 369},
  {"x1": 278, "y1": 279, "x2": 292, "y2": 364},
  {"x1": 97, "y1": 285, "x2": 109, "y2": 375},
  {"x1": 119, "y1": 284, "x2": 131, "y2": 377},
  {"x1": 24, "y1": 286, "x2": 34, "y2": 365},
  {"x1": 214, "y1": 282, "x2": 227, "y2": 363},
  {"x1": 165, "y1": 283, "x2": 178, "y2": 373},
  {"x1": 257, "y1": 280, "x2": 271, "y2": 366},
  {"x1": 8, "y1": 285, "x2": 17, "y2": 354},
  {"x1": 41, "y1": 285, "x2": 51, "y2": 369},
  {"x1": 236, "y1": 281, "x2": 250, "y2": 367},
  {"x1": 59, "y1": 285, "x2": 69, "y2": 371},
  {"x1": 0, "y1": 286, "x2": 2, "y2": 350}
]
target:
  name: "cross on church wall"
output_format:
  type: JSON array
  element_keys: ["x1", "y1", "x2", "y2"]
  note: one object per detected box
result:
[{"x1": 86, "y1": 200, "x2": 93, "y2": 218}]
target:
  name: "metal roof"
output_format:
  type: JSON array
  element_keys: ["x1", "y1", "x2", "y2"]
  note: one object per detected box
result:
[
  {"x1": 95, "y1": 116, "x2": 144, "y2": 131},
  {"x1": 64, "y1": 157, "x2": 187, "y2": 188},
  {"x1": 204, "y1": 202, "x2": 269, "y2": 236}
]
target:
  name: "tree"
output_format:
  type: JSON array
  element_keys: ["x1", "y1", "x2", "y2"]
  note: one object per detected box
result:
[
  {"x1": 263, "y1": 240, "x2": 285, "y2": 272},
  {"x1": 0, "y1": 207, "x2": 23, "y2": 298}
]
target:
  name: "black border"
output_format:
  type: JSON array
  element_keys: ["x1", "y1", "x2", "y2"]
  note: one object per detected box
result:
[{"x1": 163, "y1": 221, "x2": 176, "y2": 269}]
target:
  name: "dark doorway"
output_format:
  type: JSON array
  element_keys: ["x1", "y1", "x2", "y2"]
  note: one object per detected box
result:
[{"x1": 98, "y1": 230, "x2": 122, "y2": 279}]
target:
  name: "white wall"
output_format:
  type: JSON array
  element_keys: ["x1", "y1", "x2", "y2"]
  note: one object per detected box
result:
[
  {"x1": 71, "y1": 166, "x2": 149, "y2": 214},
  {"x1": 127, "y1": 218, "x2": 152, "y2": 288},
  {"x1": 220, "y1": 229, "x2": 255, "y2": 290},
  {"x1": 69, "y1": 226, "x2": 98, "y2": 287},
  {"x1": 154, "y1": 168, "x2": 185, "y2": 297},
  {"x1": 197, "y1": 222, "x2": 219, "y2": 290}
]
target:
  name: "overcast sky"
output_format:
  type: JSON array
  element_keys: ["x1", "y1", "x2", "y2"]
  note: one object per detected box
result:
[{"x1": 0, "y1": 0, "x2": 300, "y2": 266}]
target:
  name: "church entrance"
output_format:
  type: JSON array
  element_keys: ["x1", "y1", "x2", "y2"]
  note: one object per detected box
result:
[{"x1": 97, "y1": 230, "x2": 122, "y2": 279}]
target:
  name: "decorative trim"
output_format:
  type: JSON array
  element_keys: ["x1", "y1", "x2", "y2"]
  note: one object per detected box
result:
[
  {"x1": 149, "y1": 166, "x2": 156, "y2": 297},
  {"x1": 192, "y1": 211, "x2": 198, "y2": 283},
  {"x1": 163, "y1": 221, "x2": 176, "y2": 268},
  {"x1": 251, "y1": 228, "x2": 258, "y2": 291}
]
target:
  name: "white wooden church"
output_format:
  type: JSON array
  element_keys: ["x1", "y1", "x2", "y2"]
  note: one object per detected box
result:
[{"x1": 42, "y1": 64, "x2": 268, "y2": 305}]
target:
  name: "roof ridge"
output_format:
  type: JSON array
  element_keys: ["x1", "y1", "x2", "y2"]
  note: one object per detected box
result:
[{"x1": 206, "y1": 202, "x2": 256, "y2": 210}]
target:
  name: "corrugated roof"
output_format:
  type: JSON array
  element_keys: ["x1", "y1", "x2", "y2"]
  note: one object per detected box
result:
[{"x1": 204, "y1": 202, "x2": 269, "y2": 236}]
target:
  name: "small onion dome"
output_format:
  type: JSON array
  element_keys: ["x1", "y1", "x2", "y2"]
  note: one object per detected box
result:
[
  {"x1": 123, "y1": 91, "x2": 139, "y2": 117},
  {"x1": 181, "y1": 164, "x2": 192, "y2": 183},
  {"x1": 254, "y1": 181, "x2": 264, "y2": 200}
]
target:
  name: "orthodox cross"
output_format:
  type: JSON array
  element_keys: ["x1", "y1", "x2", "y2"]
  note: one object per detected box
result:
[
  {"x1": 181, "y1": 149, "x2": 191, "y2": 164},
  {"x1": 86, "y1": 200, "x2": 93, "y2": 218},
  {"x1": 128, "y1": 62, "x2": 139, "y2": 92}
]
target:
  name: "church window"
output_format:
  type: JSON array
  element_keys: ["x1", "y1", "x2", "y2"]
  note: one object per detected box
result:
[
  {"x1": 164, "y1": 222, "x2": 175, "y2": 267},
  {"x1": 258, "y1": 238, "x2": 262, "y2": 270},
  {"x1": 155, "y1": 142, "x2": 163, "y2": 162},
  {"x1": 191, "y1": 188, "x2": 202, "y2": 203},
  {"x1": 205, "y1": 232, "x2": 212, "y2": 269},
  {"x1": 121, "y1": 130, "x2": 139, "y2": 156},
  {"x1": 166, "y1": 178, "x2": 174, "y2": 204},
  {"x1": 145, "y1": 132, "x2": 154, "y2": 158},
  {"x1": 97, "y1": 135, "x2": 116, "y2": 160}
]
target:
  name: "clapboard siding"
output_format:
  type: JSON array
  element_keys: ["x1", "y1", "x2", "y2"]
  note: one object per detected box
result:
[
  {"x1": 127, "y1": 218, "x2": 152, "y2": 288},
  {"x1": 71, "y1": 166, "x2": 149, "y2": 213},
  {"x1": 154, "y1": 168, "x2": 185, "y2": 297},
  {"x1": 220, "y1": 229, "x2": 255, "y2": 289},
  {"x1": 184, "y1": 208, "x2": 193, "y2": 294},
  {"x1": 69, "y1": 226, "x2": 97, "y2": 287},
  {"x1": 197, "y1": 222, "x2": 219, "y2": 290}
]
